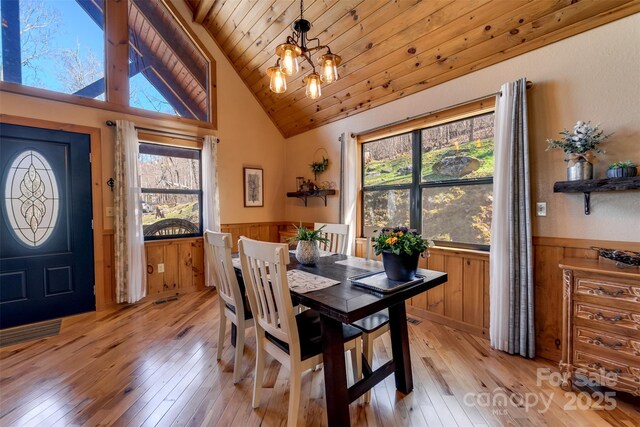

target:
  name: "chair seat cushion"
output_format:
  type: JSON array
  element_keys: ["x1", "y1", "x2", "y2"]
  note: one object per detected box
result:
[
  {"x1": 351, "y1": 309, "x2": 389, "y2": 334},
  {"x1": 265, "y1": 309, "x2": 362, "y2": 361}
]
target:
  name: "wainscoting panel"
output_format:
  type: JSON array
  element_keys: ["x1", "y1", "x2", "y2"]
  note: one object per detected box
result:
[{"x1": 145, "y1": 237, "x2": 204, "y2": 298}]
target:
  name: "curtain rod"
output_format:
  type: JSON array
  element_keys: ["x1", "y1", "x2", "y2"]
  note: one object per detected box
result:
[
  {"x1": 351, "y1": 80, "x2": 533, "y2": 138},
  {"x1": 105, "y1": 120, "x2": 219, "y2": 143}
]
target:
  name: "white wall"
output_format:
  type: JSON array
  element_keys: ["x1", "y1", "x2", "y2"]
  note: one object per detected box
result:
[{"x1": 284, "y1": 14, "x2": 640, "y2": 243}]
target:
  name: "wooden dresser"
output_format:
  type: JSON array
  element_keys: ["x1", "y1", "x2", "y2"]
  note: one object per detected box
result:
[{"x1": 559, "y1": 258, "x2": 640, "y2": 396}]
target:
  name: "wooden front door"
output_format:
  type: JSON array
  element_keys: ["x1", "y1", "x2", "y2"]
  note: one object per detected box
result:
[{"x1": 0, "y1": 123, "x2": 95, "y2": 328}]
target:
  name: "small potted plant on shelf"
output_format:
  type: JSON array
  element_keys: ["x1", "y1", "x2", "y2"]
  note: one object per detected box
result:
[
  {"x1": 607, "y1": 160, "x2": 637, "y2": 178},
  {"x1": 372, "y1": 227, "x2": 433, "y2": 281},
  {"x1": 289, "y1": 224, "x2": 329, "y2": 265},
  {"x1": 546, "y1": 121, "x2": 611, "y2": 181}
]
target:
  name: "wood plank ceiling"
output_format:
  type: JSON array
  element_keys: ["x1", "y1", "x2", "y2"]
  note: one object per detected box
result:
[{"x1": 186, "y1": 0, "x2": 640, "y2": 137}]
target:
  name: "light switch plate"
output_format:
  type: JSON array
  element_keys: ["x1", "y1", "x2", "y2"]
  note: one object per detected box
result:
[
  {"x1": 536, "y1": 202, "x2": 547, "y2": 217},
  {"x1": 158, "y1": 263, "x2": 165, "y2": 273},
  {"x1": 106, "y1": 207, "x2": 114, "y2": 217}
]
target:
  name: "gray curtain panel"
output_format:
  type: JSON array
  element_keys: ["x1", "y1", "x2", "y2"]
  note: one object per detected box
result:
[{"x1": 507, "y1": 79, "x2": 535, "y2": 358}]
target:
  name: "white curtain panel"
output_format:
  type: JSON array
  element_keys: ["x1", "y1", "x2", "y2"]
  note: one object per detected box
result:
[
  {"x1": 202, "y1": 135, "x2": 221, "y2": 287},
  {"x1": 489, "y1": 78, "x2": 535, "y2": 358},
  {"x1": 340, "y1": 132, "x2": 358, "y2": 255},
  {"x1": 114, "y1": 120, "x2": 147, "y2": 303}
]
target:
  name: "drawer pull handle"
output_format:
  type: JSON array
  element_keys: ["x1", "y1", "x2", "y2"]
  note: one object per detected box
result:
[
  {"x1": 593, "y1": 336, "x2": 623, "y2": 349},
  {"x1": 594, "y1": 312, "x2": 623, "y2": 322},
  {"x1": 595, "y1": 287, "x2": 625, "y2": 297},
  {"x1": 588, "y1": 362, "x2": 622, "y2": 375}
]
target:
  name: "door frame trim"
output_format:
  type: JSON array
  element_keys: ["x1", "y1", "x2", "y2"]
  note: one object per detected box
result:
[{"x1": 0, "y1": 114, "x2": 106, "y2": 310}]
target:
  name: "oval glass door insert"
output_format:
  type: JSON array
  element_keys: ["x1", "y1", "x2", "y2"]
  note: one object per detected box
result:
[{"x1": 4, "y1": 150, "x2": 60, "y2": 247}]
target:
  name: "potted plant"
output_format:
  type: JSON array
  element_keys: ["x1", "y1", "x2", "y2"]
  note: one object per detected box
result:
[
  {"x1": 372, "y1": 227, "x2": 432, "y2": 281},
  {"x1": 289, "y1": 224, "x2": 329, "y2": 265},
  {"x1": 546, "y1": 121, "x2": 611, "y2": 181},
  {"x1": 607, "y1": 160, "x2": 637, "y2": 178}
]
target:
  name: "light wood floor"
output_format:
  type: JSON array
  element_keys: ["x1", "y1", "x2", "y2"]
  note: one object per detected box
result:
[{"x1": 1, "y1": 290, "x2": 638, "y2": 427}]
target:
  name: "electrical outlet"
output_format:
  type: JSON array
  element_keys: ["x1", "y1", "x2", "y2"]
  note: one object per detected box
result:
[
  {"x1": 106, "y1": 207, "x2": 114, "y2": 217},
  {"x1": 158, "y1": 263, "x2": 165, "y2": 273},
  {"x1": 536, "y1": 202, "x2": 547, "y2": 217}
]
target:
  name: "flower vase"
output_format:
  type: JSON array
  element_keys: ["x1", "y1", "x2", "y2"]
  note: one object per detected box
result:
[
  {"x1": 295, "y1": 240, "x2": 320, "y2": 265},
  {"x1": 567, "y1": 158, "x2": 593, "y2": 181},
  {"x1": 381, "y1": 251, "x2": 420, "y2": 281}
]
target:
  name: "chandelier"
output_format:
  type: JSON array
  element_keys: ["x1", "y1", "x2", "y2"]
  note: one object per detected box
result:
[{"x1": 266, "y1": 0, "x2": 342, "y2": 99}]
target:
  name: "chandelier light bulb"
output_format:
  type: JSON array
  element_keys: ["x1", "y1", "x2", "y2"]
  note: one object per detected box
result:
[
  {"x1": 267, "y1": 66, "x2": 287, "y2": 94},
  {"x1": 276, "y1": 43, "x2": 301, "y2": 76},
  {"x1": 319, "y1": 53, "x2": 341, "y2": 83},
  {"x1": 304, "y1": 72, "x2": 322, "y2": 99}
]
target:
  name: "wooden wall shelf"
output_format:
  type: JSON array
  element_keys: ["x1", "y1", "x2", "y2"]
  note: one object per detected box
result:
[
  {"x1": 553, "y1": 176, "x2": 640, "y2": 215},
  {"x1": 287, "y1": 189, "x2": 336, "y2": 207}
]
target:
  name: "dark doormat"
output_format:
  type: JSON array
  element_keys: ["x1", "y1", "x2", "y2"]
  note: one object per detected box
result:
[{"x1": 0, "y1": 319, "x2": 62, "y2": 347}]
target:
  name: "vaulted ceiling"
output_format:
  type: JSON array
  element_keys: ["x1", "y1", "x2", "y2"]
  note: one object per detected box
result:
[{"x1": 186, "y1": 0, "x2": 640, "y2": 137}]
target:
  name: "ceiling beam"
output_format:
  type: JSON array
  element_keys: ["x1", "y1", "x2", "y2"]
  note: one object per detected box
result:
[{"x1": 194, "y1": 0, "x2": 215, "y2": 24}]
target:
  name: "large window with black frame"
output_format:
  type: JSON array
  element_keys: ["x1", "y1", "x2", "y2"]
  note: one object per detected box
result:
[
  {"x1": 361, "y1": 111, "x2": 495, "y2": 250},
  {"x1": 138, "y1": 142, "x2": 202, "y2": 240}
]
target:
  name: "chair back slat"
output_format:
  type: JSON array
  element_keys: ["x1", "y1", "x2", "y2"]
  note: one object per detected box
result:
[
  {"x1": 363, "y1": 228, "x2": 380, "y2": 260},
  {"x1": 205, "y1": 231, "x2": 244, "y2": 313},
  {"x1": 239, "y1": 238, "x2": 296, "y2": 345},
  {"x1": 314, "y1": 223, "x2": 349, "y2": 255}
]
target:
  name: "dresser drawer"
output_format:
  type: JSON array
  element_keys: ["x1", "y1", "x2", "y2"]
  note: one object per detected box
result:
[
  {"x1": 574, "y1": 326, "x2": 640, "y2": 359},
  {"x1": 573, "y1": 350, "x2": 640, "y2": 386},
  {"x1": 574, "y1": 302, "x2": 640, "y2": 333},
  {"x1": 575, "y1": 277, "x2": 640, "y2": 304}
]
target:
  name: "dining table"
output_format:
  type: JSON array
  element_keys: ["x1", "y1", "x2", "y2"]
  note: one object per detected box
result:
[{"x1": 233, "y1": 252, "x2": 447, "y2": 427}]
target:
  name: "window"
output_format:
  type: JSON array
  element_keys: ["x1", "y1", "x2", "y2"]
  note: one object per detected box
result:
[
  {"x1": 139, "y1": 143, "x2": 202, "y2": 240},
  {"x1": 128, "y1": 0, "x2": 210, "y2": 121},
  {"x1": 0, "y1": 0, "x2": 105, "y2": 98},
  {"x1": 361, "y1": 111, "x2": 494, "y2": 250},
  {"x1": 0, "y1": 0, "x2": 213, "y2": 125}
]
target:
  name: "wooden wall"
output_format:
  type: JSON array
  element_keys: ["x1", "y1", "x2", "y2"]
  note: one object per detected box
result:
[
  {"x1": 355, "y1": 240, "x2": 490, "y2": 338},
  {"x1": 100, "y1": 232, "x2": 205, "y2": 306}
]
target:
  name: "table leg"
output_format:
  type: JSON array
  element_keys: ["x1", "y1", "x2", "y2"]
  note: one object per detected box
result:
[
  {"x1": 388, "y1": 302, "x2": 413, "y2": 394},
  {"x1": 320, "y1": 313, "x2": 351, "y2": 427}
]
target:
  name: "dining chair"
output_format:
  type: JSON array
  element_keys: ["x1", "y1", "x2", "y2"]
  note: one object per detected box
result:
[
  {"x1": 314, "y1": 222, "x2": 349, "y2": 255},
  {"x1": 356, "y1": 228, "x2": 390, "y2": 403},
  {"x1": 205, "y1": 230, "x2": 254, "y2": 384},
  {"x1": 238, "y1": 237, "x2": 362, "y2": 427}
]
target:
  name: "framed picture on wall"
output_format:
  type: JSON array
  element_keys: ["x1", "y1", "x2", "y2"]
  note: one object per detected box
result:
[{"x1": 243, "y1": 167, "x2": 264, "y2": 207}]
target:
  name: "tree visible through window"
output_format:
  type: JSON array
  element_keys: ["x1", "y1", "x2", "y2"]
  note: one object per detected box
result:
[
  {"x1": 361, "y1": 112, "x2": 494, "y2": 249},
  {"x1": 139, "y1": 143, "x2": 202, "y2": 240}
]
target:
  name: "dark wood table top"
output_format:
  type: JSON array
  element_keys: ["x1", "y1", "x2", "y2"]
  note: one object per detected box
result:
[{"x1": 259, "y1": 253, "x2": 448, "y2": 324}]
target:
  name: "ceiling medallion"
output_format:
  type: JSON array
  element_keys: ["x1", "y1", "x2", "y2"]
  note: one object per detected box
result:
[{"x1": 267, "y1": 0, "x2": 342, "y2": 100}]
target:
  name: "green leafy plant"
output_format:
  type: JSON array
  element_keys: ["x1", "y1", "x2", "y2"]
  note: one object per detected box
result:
[
  {"x1": 546, "y1": 121, "x2": 611, "y2": 155},
  {"x1": 608, "y1": 160, "x2": 636, "y2": 169},
  {"x1": 289, "y1": 224, "x2": 330, "y2": 244},
  {"x1": 372, "y1": 227, "x2": 432, "y2": 256},
  {"x1": 310, "y1": 157, "x2": 329, "y2": 181}
]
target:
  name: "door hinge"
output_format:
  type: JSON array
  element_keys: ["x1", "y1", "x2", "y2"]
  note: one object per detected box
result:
[
  {"x1": 89, "y1": 153, "x2": 92, "y2": 163},
  {"x1": 93, "y1": 285, "x2": 95, "y2": 295},
  {"x1": 91, "y1": 219, "x2": 94, "y2": 229}
]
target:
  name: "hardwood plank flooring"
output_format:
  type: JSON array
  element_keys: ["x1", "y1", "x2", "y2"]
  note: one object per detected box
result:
[{"x1": 1, "y1": 290, "x2": 638, "y2": 426}]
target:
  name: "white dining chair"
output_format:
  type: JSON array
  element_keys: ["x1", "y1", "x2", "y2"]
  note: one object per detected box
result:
[
  {"x1": 205, "y1": 231, "x2": 254, "y2": 384},
  {"x1": 314, "y1": 222, "x2": 349, "y2": 255},
  {"x1": 238, "y1": 237, "x2": 362, "y2": 427},
  {"x1": 356, "y1": 227, "x2": 390, "y2": 403}
]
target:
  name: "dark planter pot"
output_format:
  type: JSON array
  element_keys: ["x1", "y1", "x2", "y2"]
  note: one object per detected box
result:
[
  {"x1": 381, "y1": 251, "x2": 420, "y2": 281},
  {"x1": 606, "y1": 167, "x2": 637, "y2": 178}
]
